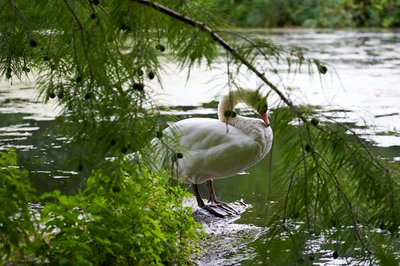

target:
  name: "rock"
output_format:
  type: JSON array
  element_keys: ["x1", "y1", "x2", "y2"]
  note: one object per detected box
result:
[{"x1": 183, "y1": 197, "x2": 266, "y2": 265}]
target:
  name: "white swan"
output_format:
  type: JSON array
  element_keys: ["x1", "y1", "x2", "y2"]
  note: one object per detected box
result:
[{"x1": 152, "y1": 88, "x2": 273, "y2": 217}]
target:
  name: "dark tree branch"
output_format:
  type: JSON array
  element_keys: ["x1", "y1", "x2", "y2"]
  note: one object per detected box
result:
[{"x1": 134, "y1": 0, "x2": 295, "y2": 110}]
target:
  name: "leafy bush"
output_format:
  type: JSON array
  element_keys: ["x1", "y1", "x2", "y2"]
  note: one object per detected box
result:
[
  {"x1": 1, "y1": 151, "x2": 199, "y2": 265},
  {"x1": 0, "y1": 150, "x2": 38, "y2": 264},
  {"x1": 37, "y1": 161, "x2": 199, "y2": 265}
]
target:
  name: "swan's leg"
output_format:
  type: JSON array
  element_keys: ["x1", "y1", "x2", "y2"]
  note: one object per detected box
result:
[
  {"x1": 192, "y1": 183, "x2": 225, "y2": 218},
  {"x1": 207, "y1": 180, "x2": 239, "y2": 215},
  {"x1": 192, "y1": 183, "x2": 205, "y2": 207}
]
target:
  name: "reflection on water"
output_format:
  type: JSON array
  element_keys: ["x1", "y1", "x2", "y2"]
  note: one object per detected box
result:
[
  {"x1": 0, "y1": 82, "x2": 81, "y2": 194},
  {"x1": 1, "y1": 29, "x2": 400, "y2": 264},
  {"x1": 0, "y1": 112, "x2": 82, "y2": 194}
]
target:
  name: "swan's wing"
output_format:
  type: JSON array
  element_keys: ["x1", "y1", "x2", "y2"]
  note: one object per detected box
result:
[{"x1": 160, "y1": 118, "x2": 261, "y2": 183}]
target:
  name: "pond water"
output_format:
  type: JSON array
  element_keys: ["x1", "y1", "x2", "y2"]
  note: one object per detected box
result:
[{"x1": 1, "y1": 29, "x2": 400, "y2": 264}]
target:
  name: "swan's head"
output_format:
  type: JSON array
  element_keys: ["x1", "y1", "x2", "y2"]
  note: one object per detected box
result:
[{"x1": 239, "y1": 89, "x2": 271, "y2": 127}]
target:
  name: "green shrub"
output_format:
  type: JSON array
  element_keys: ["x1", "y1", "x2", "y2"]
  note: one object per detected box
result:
[
  {"x1": 38, "y1": 161, "x2": 199, "y2": 265},
  {"x1": 1, "y1": 150, "x2": 199, "y2": 265},
  {"x1": 0, "y1": 150, "x2": 37, "y2": 264}
]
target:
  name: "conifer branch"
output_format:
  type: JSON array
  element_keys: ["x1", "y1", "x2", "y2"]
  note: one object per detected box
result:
[
  {"x1": 315, "y1": 151, "x2": 369, "y2": 252},
  {"x1": 135, "y1": 0, "x2": 295, "y2": 110},
  {"x1": 215, "y1": 30, "x2": 280, "y2": 72},
  {"x1": 63, "y1": 0, "x2": 94, "y2": 80}
]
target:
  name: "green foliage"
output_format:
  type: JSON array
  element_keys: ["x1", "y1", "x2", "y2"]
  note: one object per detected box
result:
[
  {"x1": 1, "y1": 2, "x2": 212, "y2": 264},
  {"x1": 37, "y1": 162, "x2": 199, "y2": 265},
  {"x1": 264, "y1": 107, "x2": 400, "y2": 262},
  {"x1": 0, "y1": 0, "x2": 220, "y2": 169},
  {"x1": 0, "y1": 150, "x2": 37, "y2": 263},
  {"x1": 0, "y1": 155, "x2": 199, "y2": 265},
  {"x1": 205, "y1": 0, "x2": 400, "y2": 27}
]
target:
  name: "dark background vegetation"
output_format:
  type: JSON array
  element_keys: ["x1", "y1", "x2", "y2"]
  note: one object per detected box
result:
[{"x1": 205, "y1": 0, "x2": 400, "y2": 27}]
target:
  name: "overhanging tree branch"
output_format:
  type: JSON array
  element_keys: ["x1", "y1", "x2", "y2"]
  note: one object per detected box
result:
[{"x1": 134, "y1": 0, "x2": 295, "y2": 109}]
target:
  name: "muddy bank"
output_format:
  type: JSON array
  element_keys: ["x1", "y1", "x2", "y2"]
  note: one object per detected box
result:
[{"x1": 183, "y1": 197, "x2": 266, "y2": 265}]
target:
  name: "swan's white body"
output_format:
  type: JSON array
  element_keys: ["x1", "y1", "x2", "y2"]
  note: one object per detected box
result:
[
  {"x1": 158, "y1": 117, "x2": 272, "y2": 184},
  {"x1": 151, "y1": 89, "x2": 273, "y2": 186}
]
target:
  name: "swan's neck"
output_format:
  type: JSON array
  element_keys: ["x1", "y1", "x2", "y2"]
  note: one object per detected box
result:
[
  {"x1": 217, "y1": 91, "x2": 272, "y2": 157},
  {"x1": 217, "y1": 94, "x2": 237, "y2": 124}
]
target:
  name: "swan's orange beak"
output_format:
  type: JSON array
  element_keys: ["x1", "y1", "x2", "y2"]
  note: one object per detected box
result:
[{"x1": 260, "y1": 111, "x2": 270, "y2": 127}]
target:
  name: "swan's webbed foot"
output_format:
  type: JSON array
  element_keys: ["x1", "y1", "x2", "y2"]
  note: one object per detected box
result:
[
  {"x1": 201, "y1": 204, "x2": 228, "y2": 218},
  {"x1": 192, "y1": 183, "x2": 232, "y2": 218},
  {"x1": 192, "y1": 181, "x2": 240, "y2": 218},
  {"x1": 208, "y1": 199, "x2": 239, "y2": 216},
  {"x1": 206, "y1": 180, "x2": 239, "y2": 215}
]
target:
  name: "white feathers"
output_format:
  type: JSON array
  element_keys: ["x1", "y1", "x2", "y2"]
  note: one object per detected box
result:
[{"x1": 151, "y1": 89, "x2": 273, "y2": 185}]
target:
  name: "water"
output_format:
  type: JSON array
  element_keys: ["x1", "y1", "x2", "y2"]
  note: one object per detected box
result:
[
  {"x1": 0, "y1": 81, "x2": 81, "y2": 194},
  {"x1": 1, "y1": 29, "x2": 400, "y2": 264},
  {"x1": 156, "y1": 29, "x2": 400, "y2": 147}
]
